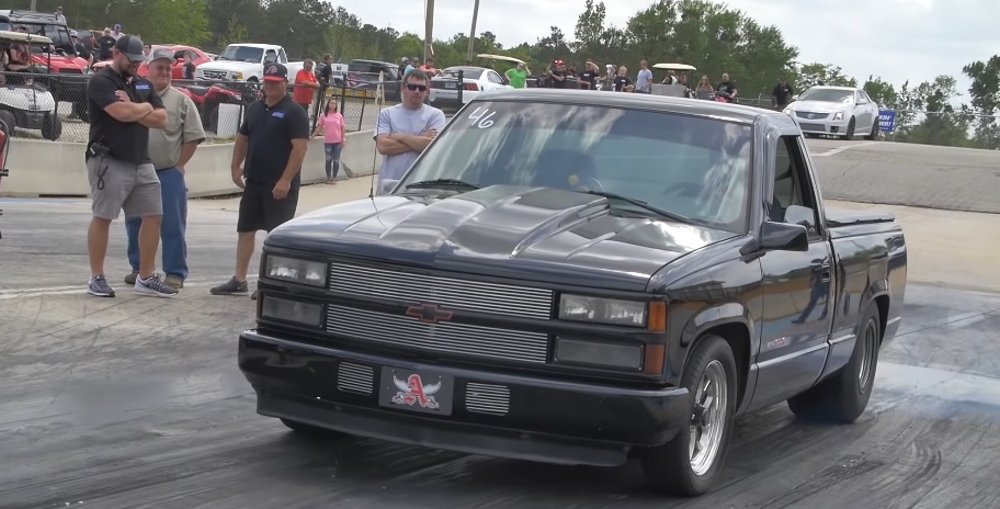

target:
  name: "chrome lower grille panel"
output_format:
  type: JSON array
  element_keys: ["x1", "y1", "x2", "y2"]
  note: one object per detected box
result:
[
  {"x1": 337, "y1": 362, "x2": 375, "y2": 395},
  {"x1": 326, "y1": 305, "x2": 549, "y2": 364},
  {"x1": 328, "y1": 263, "x2": 553, "y2": 320},
  {"x1": 465, "y1": 383, "x2": 511, "y2": 416}
]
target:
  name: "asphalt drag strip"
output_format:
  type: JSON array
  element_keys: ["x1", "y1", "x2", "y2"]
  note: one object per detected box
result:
[{"x1": 1, "y1": 193, "x2": 1000, "y2": 508}]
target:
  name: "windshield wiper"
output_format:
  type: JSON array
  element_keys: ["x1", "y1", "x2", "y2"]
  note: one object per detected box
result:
[
  {"x1": 584, "y1": 190, "x2": 693, "y2": 224},
  {"x1": 404, "y1": 179, "x2": 480, "y2": 191}
]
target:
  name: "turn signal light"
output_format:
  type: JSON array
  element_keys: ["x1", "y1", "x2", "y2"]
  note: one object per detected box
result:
[
  {"x1": 643, "y1": 344, "x2": 666, "y2": 375},
  {"x1": 647, "y1": 300, "x2": 667, "y2": 332}
]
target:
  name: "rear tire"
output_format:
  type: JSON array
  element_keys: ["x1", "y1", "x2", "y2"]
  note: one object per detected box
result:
[
  {"x1": 0, "y1": 110, "x2": 16, "y2": 136},
  {"x1": 641, "y1": 334, "x2": 737, "y2": 496},
  {"x1": 787, "y1": 304, "x2": 882, "y2": 423},
  {"x1": 864, "y1": 117, "x2": 879, "y2": 140},
  {"x1": 42, "y1": 114, "x2": 62, "y2": 141}
]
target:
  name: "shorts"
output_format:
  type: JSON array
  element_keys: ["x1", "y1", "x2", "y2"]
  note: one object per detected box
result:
[
  {"x1": 237, "y1": 183, "x2": 299, "y2": 233},
  {"x1": 87, "y1": 154, "x2": 162, "y2": 220}
]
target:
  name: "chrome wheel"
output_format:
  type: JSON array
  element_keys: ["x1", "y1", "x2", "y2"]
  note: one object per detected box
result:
[
  {"x1": 858, "y1": 319, "x2": 878, "y2": 392},
  {"x1": 689, "y1": 359, "x2": 728, "y2": 476}
]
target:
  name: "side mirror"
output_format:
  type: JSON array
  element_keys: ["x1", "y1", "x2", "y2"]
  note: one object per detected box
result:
[
  {"x1": 784, "y1": 204, "x2": 816, "y2": 231},
  {"x1": 758, "y1": 221, "x2": 809, "y2": 252},
  {"x1": 791, "y1": 94, "x2": 799, "y2": 101}
]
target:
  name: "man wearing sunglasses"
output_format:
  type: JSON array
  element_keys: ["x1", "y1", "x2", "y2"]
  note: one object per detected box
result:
[{"x1": 374, "y1": 69, "x2": 446, "y2": 194}]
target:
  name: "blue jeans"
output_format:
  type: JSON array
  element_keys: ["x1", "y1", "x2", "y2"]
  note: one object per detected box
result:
[
  {"x1": 125, "y1": 167, "x2": 187, "y2": 280},
  {"x1": 325, "y1": 142, "x2": 343, "y2": 180}
]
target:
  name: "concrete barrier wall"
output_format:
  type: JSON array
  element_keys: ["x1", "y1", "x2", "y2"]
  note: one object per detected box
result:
[{"x1": 0, "y1": 130, "x2": 381, "y2": 198}]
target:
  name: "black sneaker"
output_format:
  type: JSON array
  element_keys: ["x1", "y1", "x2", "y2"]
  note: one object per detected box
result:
[
  {"x1": 124, "y1": 271, "x2": 138, "y2": 285},
  {"x1": 87, "y1": 275, "x2": 115, "y2": 297},
  {"x1": 210, "y1": 277, "x2": 249, "y2": 295}
]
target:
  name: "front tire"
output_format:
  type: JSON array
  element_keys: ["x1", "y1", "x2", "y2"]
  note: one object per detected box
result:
[
  {"x1": 788, "y1": 304, "x2": 882, "y2": 423},
  {"x1": 642, "y1": 334, "x2": 737, "y2": 496},
  {"x1": 42, "y1": 114, "x2": 62, "y2": 141},
  {"x1": 843, "y1": 116, "x2": 856, "y2": 139}
]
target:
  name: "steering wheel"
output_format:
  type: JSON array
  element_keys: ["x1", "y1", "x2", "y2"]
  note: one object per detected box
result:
[{"x1": 568, "y1": 173, "x2": 604, "y2": 193}]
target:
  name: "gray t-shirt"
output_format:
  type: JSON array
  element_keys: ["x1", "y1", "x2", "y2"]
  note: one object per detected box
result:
[
  {"x1": 374, "y1": 103, "x2": 447, "y2": 194},
  {"x1": 636, "y1": 68, "x2": 653, "y2": 92}
]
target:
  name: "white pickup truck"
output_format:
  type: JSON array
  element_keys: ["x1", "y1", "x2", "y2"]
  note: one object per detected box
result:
[{"x1": 194, "y1": 43, "x2": 306, "y2": 82}]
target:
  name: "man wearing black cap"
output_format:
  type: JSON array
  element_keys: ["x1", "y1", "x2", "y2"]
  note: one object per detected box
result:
[
  {"x1": 85, "y1": 35, "x2": 175, "y2": 298},
  {"x1": 210, "y1": 63, "x2": 310, "y2": 297}
]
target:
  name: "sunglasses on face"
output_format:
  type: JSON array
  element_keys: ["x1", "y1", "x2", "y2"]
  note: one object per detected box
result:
[{"x1": 406, "y1": 83, "x2": 427, "y2": 92}]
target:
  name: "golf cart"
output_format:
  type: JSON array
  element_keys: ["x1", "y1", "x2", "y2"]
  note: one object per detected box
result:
[
  {"x1": 650, "y1": 62, "x2": 696, "y2": 98},
  {"x1": 0, "y1": 30, "x2": 62, "y2": 140}
]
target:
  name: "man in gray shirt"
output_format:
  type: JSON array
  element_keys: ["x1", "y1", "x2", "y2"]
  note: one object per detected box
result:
[
  {"x1": 635, "y1": 60, "x2": 653, "y2": 93},
  {"x1": 374, "y1": 69, "x2": 446, "y2": 194}
]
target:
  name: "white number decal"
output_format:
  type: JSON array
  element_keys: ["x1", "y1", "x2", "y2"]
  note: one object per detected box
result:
[{"x1": 468, "y1": 106, "x2": 496, "y2": 128}]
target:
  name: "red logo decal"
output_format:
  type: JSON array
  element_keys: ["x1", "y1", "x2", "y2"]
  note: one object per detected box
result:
[
  {"x1": 405, "y1": 303, "x2": 454, "y2": 324},
  {"x1": 391, "y1": 374, "x2": 442, "y2": 409}
]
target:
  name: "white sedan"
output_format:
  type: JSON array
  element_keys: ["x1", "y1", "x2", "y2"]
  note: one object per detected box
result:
[
  {"x1": 783, "y1": 86, "x2": 881, "y2": 140},
  {"x1": 428, "y1": 66, "x2": 512, "y2": 111}
]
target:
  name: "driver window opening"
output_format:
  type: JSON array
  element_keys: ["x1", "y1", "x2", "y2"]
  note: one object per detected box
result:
[{"x1": 770, "y1": 135, "x2": 818, "y2": 232}]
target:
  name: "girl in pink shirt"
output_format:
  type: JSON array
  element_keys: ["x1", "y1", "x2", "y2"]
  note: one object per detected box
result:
[{"x1": 312, "y1": 102, "x2": 346, "y2": 184}]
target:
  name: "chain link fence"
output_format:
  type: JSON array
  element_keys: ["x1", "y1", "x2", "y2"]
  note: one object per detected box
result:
[{"x1": 0, "y1": 70, "x2": 390, "y2": 143}]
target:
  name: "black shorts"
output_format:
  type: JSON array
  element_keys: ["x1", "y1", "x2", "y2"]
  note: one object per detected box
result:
[{"x1": 237, "y1": 184, "x2": 299, "y2": 233}]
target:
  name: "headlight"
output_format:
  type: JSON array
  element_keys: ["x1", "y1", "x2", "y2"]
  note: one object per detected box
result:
[
  {"x1": 555, "y1": 338, "x2": 643, "y2": 370},
  {"x1": 261, "y1": 295, "x2": 323, "y2": 327},
  {"x1": 264, "y1": 255, "x2": 327, "y2": 287},
  {"x1": 233, "y1": 72, "x2": 243, "y2": 80},
  {"x1": 558, "y1": 294, "x2": 648, "y2": 328},
  {"x1": 833, "y1": 111, "x2": 844, "y2": 121}
]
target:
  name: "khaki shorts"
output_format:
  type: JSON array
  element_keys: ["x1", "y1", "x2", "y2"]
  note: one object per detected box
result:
[{"x1": 87, "y1": 154, "x2": 163, "y2": 220}]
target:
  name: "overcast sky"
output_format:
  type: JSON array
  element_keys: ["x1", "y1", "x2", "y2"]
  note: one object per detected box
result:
[{"x1": 336, "y1": 0, "x2": 999, "y2": 101}]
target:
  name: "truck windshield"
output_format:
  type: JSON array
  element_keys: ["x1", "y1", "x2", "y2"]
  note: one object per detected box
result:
[
  {"x1": 398, "y1": 101, "x2": 753, "y2": 233},
  {"x1": 219, "y1": 45, "x2": 264, "y2": 63}
]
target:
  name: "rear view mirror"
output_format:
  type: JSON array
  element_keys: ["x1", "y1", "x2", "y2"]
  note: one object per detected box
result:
[{"x1": 759, "y1": 221, "x2": 809, "y2": 252}]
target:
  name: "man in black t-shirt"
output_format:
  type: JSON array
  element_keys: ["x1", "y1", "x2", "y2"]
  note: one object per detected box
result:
[
  {"x1": 96, "y1": 28, "x2": 116, "y2": 61},
  {"x1": 85, "y1": 35, "x2": 174, "y2": 298},
  {"x1": 716, "y1": 73, "x2": 739, "y2": 103},
  {"x1": 548, "y1": 59, "x2": 568, "y2": 88},
  {"x1": 578, "y1": 60, "x2": 598, "y2": 90},
  {"x1": 772, "y1": 78, "x2": 793, "y2": 110},
  {"x1": 211, "y1": 63, "x2": 310, "y2": 297}
]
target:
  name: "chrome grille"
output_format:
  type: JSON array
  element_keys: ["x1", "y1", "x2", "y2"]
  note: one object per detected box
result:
[
  {"x1": 326, "y1": 305, "x2": 549, "y2": 364},
  {"x1": 795, "y1": 111, "x2": 828, "y2": 119},
  {"x1": 798, "y1": 123, "x2": 826, "y2": 132},
  {"x1": 328, "y1": 264, "x2": 553, "y2": 320},
  {"x1": 204, "y1": 70, "x2": 228, "y2": 80},
  {"x1": 337, "y1": 362, "x2": 374, "y2": 395},
  {"x1": 465, "y1": 383, "x2": 510, "y2": 416}
]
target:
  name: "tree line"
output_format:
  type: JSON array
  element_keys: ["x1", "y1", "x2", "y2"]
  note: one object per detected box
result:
[{"x1": 16, "y1": 0, "x2": 1000, "y2": 149}]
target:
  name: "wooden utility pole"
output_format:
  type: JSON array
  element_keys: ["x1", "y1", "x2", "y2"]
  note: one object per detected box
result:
[
  {"x1": 465, "y1": 0, "x2": 480, "y2": 64},
  {"x1": 424, "y1": 0, "x2": 435, "y2": 63}
]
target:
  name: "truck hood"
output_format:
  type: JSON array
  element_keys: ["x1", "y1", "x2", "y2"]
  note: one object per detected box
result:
[
  {"x1": 265, "y1": 186, "x2": 736, "y2": 291},
  {"x1": 197, "y1": 60, "x2": 255, "y2": 73}
]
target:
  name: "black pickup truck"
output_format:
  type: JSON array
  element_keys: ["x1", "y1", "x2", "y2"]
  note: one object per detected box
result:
[{"x1": 238, "y1": 89, "x2": 908, "y2": 496}]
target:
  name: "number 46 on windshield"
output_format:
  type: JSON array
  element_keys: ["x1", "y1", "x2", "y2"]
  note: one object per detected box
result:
[{"x1": 468, "y1": 107, "x2": 496, "y2": 129}]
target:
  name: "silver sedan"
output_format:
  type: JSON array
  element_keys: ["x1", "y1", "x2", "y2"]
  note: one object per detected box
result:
[{"x1": 783, "y1": 86, "x2": 881, "y2": 140}]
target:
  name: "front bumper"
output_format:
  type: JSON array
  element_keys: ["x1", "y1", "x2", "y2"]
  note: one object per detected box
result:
[
  {"x1": 791, "y1": 113, "x2": 851, "y2": 135},
  {"x1": 239, "y1": 328, "x2": 690, "y2": 467}
]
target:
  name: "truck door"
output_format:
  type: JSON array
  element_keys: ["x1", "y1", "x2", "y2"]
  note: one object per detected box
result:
[{"x1": 751, "y1": 133, "x2": 836, "y2": 408}]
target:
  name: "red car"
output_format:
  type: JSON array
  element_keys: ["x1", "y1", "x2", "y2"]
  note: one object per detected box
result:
[{"x1": 91, "y1": 44, "x2": 212, "y2": 80}]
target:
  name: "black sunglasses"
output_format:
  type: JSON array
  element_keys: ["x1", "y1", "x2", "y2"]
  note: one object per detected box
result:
[{"x1": 406, "y1": 83, "x2": 427, "y2": 92}]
